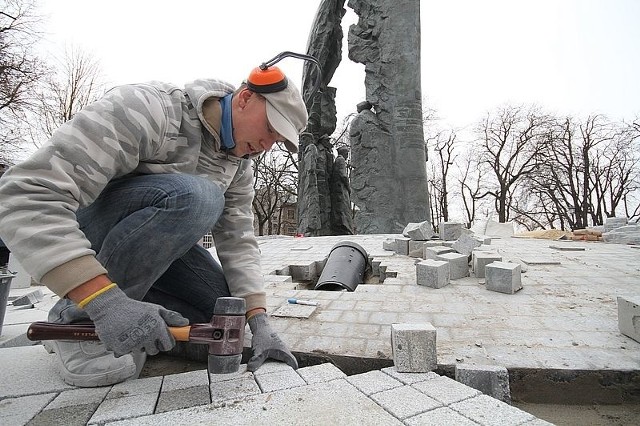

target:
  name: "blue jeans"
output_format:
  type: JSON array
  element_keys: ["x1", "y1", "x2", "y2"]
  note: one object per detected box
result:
[{"x1": 49, "y1": 174, "x2": 231, "y2": 325}]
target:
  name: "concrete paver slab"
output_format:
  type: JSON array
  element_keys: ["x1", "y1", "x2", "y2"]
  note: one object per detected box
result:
[
  {"x1": 405, "y1": 406, "x2": 480, "y2": 426},
  {"x1": 0, "y1": 393, "x2": 56, "y2": 426},
  {"x1": 450, "y1": 394, "x2": 535, "y2": 426},
  {"x1": 371, "y1": 384, "x2": 443, "y2": 419},
  {"x1": 110, "y1": 379, "x2": 404, "y2": 426},
  {"x1": 346, "y1": 370, "x2": 403, "y2": 396},
  {"x1": 0, "y1": 346, "x2": 73, "y2": 398}
]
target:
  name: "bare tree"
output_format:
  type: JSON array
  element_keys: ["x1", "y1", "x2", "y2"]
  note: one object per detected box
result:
[
  {"x1": 427, "y1": 129, "x2": 456, "y2": 224},
  {"x1": 33, "y1": 47, "x2": 104, "y2": 142},
  {"x1": 252, "y1": 147, "x2": 298, "y2": 235},
  {"x1": 0, "y1": 0, "x2": 47, "y2": 162},
  {"x1": 457, "y1": 146, "x2": 484, "y2": 228},
  {"x1": 474, "y1": 105, "x2": 549, "y2": 223}
]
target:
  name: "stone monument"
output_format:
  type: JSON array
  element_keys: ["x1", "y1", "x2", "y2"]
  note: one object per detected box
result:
[
  {"x1": 348, "y1": 0, "x2": 431, "y2": 233},
  {"x1": 298, "y1": 0, "x2": 354, "y2": 236}
]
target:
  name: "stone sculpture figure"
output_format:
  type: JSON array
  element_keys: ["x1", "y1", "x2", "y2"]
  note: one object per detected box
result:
[
  {"x1": 348, "y1": 0, "x2": 431, "y2": 233},
  {"x1": 297, "y1": 0, "x2": 348, "y2": 236},
  {"x1": 297, "y1": 141, "x2": 323, "y2": 235},
  {"x1": 330, "y1": 146, "x2": 355, "y2": 234}
]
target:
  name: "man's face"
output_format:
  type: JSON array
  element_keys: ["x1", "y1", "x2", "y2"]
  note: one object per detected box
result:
[{"x1": 231, "y1": 89, "x2": 285, "y2": 158}]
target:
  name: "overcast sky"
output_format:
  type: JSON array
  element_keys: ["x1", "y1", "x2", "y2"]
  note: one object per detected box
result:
[{"x1": 38, "y1": 0, "x2": 639, "y2": 132}]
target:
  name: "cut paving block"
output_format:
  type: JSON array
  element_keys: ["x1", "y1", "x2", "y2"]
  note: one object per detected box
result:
[
  {"x1": 297, "y1": 363, "x2": 347, "y2": 385},
  {"x1": 89, "y1": 377, "x2": 162, "y2": 424},
  {"x1": 391, "y1": 323, "x2": 437, "y2": 373},
  {"x1": 436, "y1": 252, "x2": 470, "y2": 280},
  {"x1": 271, "y1": 303, "x2": 317, "y2": 318},
  {"x1": 485, "y1": 262, "x2": 522, "y2": 294},
  {"x1": 12, "y1": 289, "x2": 44, "y2": 306},
  {"x1": 30, "y1": 387, "x2": 110, "y2": 425},
  {"x1": 455, "y1": 363, "x2": 511, "y2": 403},
  {"x1": 395, "y1": 237, "x2": 411, "y2": 255},
  {"x1": 472, "y1": 252, "x2": 502, "y2": 278},
  {"x1": 403, "y1": 221, "x2": 435, "y2": 240},
  {"x1": 408, "y1": 240, "x2": 426, "y2": 258},
  {"x1": 416, "y1": 260, "x2": 450, "y2": 289},
  {"x1": 383, "y1": 239, "x2": 396, "y2": 251},
  {"x1": 424, "y1": 240, "x2": 446, "y2": 247},
  {"x1": 156, "y1": 369, "x2": 210, "y2": 413},
  {"x1": 452, "y1": 234, "x2": 483, "y2": 257},
  {"x1": 439, "y1": 221, "x2": 463, "y2": 241},
  {"x1": 288, "y1": 263, "x2": 317, "y2": 281},
  {"x1": 424, "y1": 246, "x2": 454, "y2": 260},
  {"x1": 617, "y1": 296, "x2": 640, "y2": 343}
]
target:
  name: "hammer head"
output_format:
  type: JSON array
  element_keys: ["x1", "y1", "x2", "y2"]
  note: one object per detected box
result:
[{"x1": 206, "y1": 297, "x2": 246, "y2": 374}]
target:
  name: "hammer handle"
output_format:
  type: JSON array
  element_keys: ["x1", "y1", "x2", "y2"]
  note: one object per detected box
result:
[{"x1": 27, "y1": 321, "x2": 191, "y2": 342}]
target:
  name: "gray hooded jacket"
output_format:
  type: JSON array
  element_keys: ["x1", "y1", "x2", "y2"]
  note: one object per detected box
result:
[{"x1": 0, "y1": 79, "x2": 266, "y2": 311}]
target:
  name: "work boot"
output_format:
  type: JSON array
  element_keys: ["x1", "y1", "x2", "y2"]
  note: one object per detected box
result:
[{"x1": 45, "y1": 340, "x2": 144, "y2": 387}]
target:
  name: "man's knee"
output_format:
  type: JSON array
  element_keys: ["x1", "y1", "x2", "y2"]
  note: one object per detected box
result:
[{"x1": 162, "y1": 175, "x2": 225, "y2": 228}]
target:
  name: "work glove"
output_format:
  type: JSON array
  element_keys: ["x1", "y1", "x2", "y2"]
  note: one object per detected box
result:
[
  {"x1": 247, "y1": 312, "x2": 298, "y2": 372},
  {"x1": 82, "y1": 285, "x2": 189, "y2": 357}
]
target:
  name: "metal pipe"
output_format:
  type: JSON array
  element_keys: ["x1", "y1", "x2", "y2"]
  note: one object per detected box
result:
[{"x1": 315, "y1": 241, "x2": 369, "y2": 292}]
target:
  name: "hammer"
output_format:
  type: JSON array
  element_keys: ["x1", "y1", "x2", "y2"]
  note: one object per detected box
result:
[{"x1": 26, "y1": 297, "x2": 246, "y2": 374}]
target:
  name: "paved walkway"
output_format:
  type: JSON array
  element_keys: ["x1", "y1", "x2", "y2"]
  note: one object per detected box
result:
[{"x1": 1, "y1": 233, "x2": 638, "y2": 424}]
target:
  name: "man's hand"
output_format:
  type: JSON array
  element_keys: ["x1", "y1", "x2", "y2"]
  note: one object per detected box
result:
[
  {"x1": 247, "y1": 312, "x2": 298, "y2": 372},
  {"x1": 82, "y1": 285, "x2": 189, "y2": 357}
]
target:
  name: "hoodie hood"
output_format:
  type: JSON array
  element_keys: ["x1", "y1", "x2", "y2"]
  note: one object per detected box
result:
[{"x1": 184, "y1": 79, "x2": 236, "y2": 140}]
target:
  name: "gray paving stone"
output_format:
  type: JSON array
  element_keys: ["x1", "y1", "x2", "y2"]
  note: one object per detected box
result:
[
  {"x1": 251, "y1": 360, "x2": 293, "y2": 376},
  {"x1": 405, "y1": 406, "x2": 480, "y2": 426},
  {"x1": 455, "y1": 363, "x2": 511, "y2": 403},
  {"x1": 346, "y1": 370, "x2": 403, "y2": 396},
  {"x1": 473, "y1": 252, "x2": 502, "y2": 278},
  {"x1": 412, "y1": 375, "x2": 481, "y2": 405},
  {"x1": 439, "y1": 222, "x2": 463, "y2": 241},
  {"x1": 486, "y1": 261, "x2": 522, "y2": 294},
  {"x1": 29, "y1": 404, "x2": 101, "y2": 426},
  {"x1": 452, "y1": 234, "x2": 483, "y2": 256},
  {"x1": 424, "y1": 246, "x2": 454, "y2": 260},
  {"x1": 381, "y1": 366, "x2": 439, "y2": 385},
  {"x1": 210, "y1": 374, "x2": 261, "y2": 403},
  {"x1": 395, "y1": 237, "x2": 411, "y2": 255},
  {"x1": 255, "y1": 367, "x2": 307, "y2": 392},
  {"x1": 437, "y1": 252, "x2": 470, "y2": 279},
  {"x1": 0, "y1": 392, "x2": 56, "y2": 426},
  {"x1": 391, "y1": 323, "x2": 437, "y2": 372},
  {"x1": 11, "y1": 289, "x2": 43, "y2": 306},
  {"x1": 161, "y1": 369, "x2": 209, "y2": 391},
  {"x1": 155, "y1": 386, "x2": 210, "y2": 413},
  {"x1": 371, "y1": 384, "x2": 443, "y2": 419},
  {"x1": 271, "y1": 303, "x2": 317, "y2": 318},
  {"x1": 0, "y1": 346, "x2": 74, "y2": 398},
  {"x1": 45, "y1": 387, "x2": 110, "y2": 409},
  {"x1": 106, "y1": 376, "x2": 162, "y2": 399},
  {"x1": 450, "y1": 394, "x2": 535, "y2": 426},
  {"x1": 89, "y1": 392, "x2": 158, "y2": 424},
  {"x1": 297, "y1": 363, "x2": 346, "y2": 384},
  {"x1": 617, "y1": 296, "x2": 640, "y2": 342},
  {"x1": 416, "y1": 259, "x2": 450, "y2": 288},
  {"x1": 110, "y1": 379, "x2": 402, "y2": 425}
]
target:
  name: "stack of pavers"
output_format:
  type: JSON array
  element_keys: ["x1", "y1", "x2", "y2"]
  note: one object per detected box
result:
[{"x1": 386, "y1": 220, "x2": 523, "y2": 294}]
